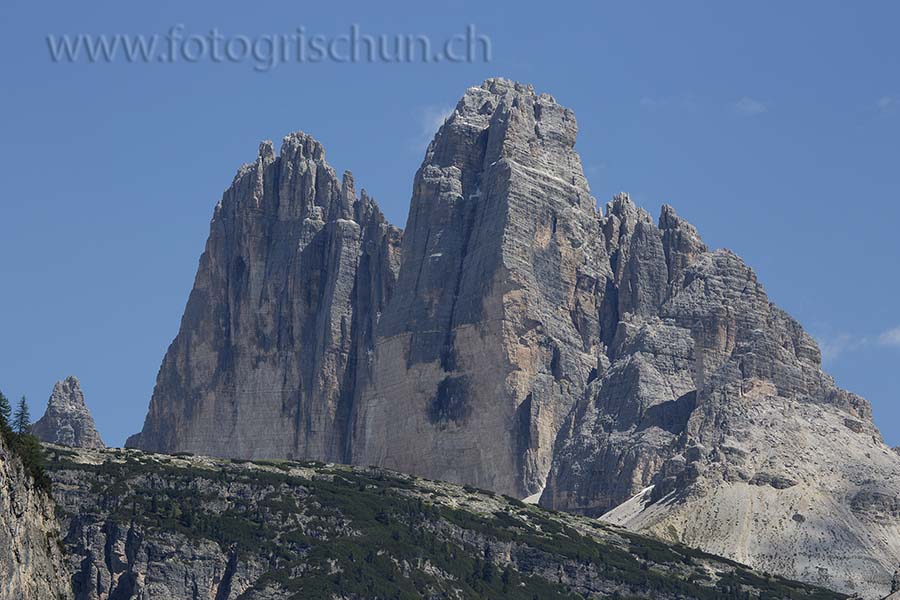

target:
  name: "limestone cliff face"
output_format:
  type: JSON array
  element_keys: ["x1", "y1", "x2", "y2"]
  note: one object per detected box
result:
[
  {"x1": 541, "y1": 202, "x2": 900, "y2": 598},
  {"x1": 0, "y1": 434, "x2": 72, "y2": 600},
  {"x1": 353, "y1": 79, "x2": 607, "y2": 497},
  {"x1": 32, "y1": 377, "x2": 104, "y2": 449},
  {"x1": 126, "y1": 134, "x2": 401, "y2": 462}
]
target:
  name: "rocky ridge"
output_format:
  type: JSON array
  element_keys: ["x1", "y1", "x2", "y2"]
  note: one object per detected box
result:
[
  {"x1": 44, "y1": 443, "x2": 846, "y2": 600},
  {"x1": 32, "y1": 376, "x2": 104, "y2": 449},
  {"x1": 539, "y1": 200, "x2": 900, "y2": 598}
]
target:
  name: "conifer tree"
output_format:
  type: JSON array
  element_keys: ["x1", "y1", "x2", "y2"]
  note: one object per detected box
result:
[
  {"x1": 0, "y1": 390, "x2": 11, "y2": 429},
  {"x1": 13, "y1": 396, "x2": 31, "y2": 435}
]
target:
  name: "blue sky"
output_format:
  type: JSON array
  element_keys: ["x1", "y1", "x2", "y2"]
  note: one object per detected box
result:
[{"x1": 1, "y1": 0, "x2": 898, "y2": 446}]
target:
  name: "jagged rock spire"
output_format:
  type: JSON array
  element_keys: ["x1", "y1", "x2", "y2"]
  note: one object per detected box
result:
[
  {"x1": 353, "y1": 77, "x2": 606, "y2": 496},
  {"x1": 31, "y1": 376, "x2": 104, "y2": 449},
  {"x1": 126, "y1": 130, "x2": 402, "y2": 461}
]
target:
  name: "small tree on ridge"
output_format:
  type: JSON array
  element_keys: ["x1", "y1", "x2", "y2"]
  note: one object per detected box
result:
[
  {"x1": 0, "y1": 391, "x2": 11, "y2": 429},
  {"x1": 13, "y1": 396, "x2": 31, "y2": 435}
]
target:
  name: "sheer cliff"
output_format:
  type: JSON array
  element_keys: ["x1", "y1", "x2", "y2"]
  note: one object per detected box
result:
[
  {"x1": 0, "y1": 433, "x2": 72, "y2": 600},
  {"x1": 353, "y1": 79, "x2": 607, "y2": 497},
  {"x1": 126, "y1": 134, "x2": 401, "y2": 462},
  {"x1": 130, "y1": 80, "x2": 608, "y2": 500}
]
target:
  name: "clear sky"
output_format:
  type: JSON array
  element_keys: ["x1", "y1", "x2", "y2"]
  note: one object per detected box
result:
[{"x1": 1, "y1": 0, "x2": 898, "y2": 447}]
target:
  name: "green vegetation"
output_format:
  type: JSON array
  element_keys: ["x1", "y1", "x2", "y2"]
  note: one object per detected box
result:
[
  {"x1": 0, "y1": 391, "x2": 11, "y2": 426},
  {"x1": 13, "y1": 395, "x2": 31, "y2": 434},
  {"x1": 43, "y1": 450, "x2": 847, "y2": 600},
  {"x1": 0, "y1": 389, "x2": 50, "y2": 493}
]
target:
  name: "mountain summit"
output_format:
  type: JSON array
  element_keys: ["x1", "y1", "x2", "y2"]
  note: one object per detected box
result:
[
  {"x1": 127, "y1": 78, "x2": 900, "y2": 597},
  {"x1": 126, "y1": 133, "x2": 402, "y2": 461},
  {"x1": 31, "y1": 376, "x2": 104, "y2": 449},
  {"x1": 352, "y1": 78, "x2": 606, "y2": 497},
  {"x1": 540, "y1": 198, "x2": 900, "y2": 597}
]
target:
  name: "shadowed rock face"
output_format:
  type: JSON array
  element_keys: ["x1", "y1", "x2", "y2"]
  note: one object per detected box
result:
[
  {"x1": 126, "y1": 78, "x2": 900, "y2": 597},
  {"x1": 126, "y1": 134, "x2": 402, "y2": 462},
  {"x1": 31, "y1": 376, "x2": 104, "y2": 449}
]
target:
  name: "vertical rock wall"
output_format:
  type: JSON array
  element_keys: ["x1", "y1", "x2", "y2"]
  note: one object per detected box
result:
[
  {"x1": 353, "y1": 79, "x2": 607, "y2": 496},
  {"x1": 127, "y1": 134, "x2": 401, "y2": 463},
  {"x1": 0, "y1": 434, "x2": 72, "y2": 600}
]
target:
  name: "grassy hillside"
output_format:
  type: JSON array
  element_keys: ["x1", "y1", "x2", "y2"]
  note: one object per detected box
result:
[{"x1": 44, "y1": 445, "x2": 847, "y2": 600}]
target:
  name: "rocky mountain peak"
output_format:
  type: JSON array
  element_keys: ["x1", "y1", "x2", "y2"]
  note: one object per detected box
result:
[
  {"x1": 543, "y1": 185, "x2": 896, "y2": 596},
  {"x1": 31, "y1": 376, "x2": 104, "y2": 449},
  {"x1": 127, "y1": 128, "x2": 402, "y2": 461},
  {"x1": 658, "y1": 203, "x2": 708, "y2": 292},
  {"x1": 280, "y1": 130, "x2": 325, "y2": 160},
  {"x1": 354, "y1": 77, "x2": 606, "y2": 497}
]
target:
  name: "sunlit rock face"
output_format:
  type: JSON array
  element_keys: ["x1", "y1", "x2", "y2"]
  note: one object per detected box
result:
[
  {"x1": 353, "y1": 78, "x2": 608, "y2": 497},
  {"x1": 540, "y1": 205, "x2": 900, "y2": 598}
]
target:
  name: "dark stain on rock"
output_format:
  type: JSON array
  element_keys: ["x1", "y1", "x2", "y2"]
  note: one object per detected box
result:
[{"x1": 428, "y1": 376, "x2": 472, "y2": 426}]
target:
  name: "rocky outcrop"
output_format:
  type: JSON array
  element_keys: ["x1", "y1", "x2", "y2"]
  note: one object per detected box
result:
[
  {"x1": 540, "y1": 200, "x2": 900, "y2": 598},
  {"x1": 127, "y1": 134, "x2": 401, "y2": 462},
  {"x1": 44, "y1": 444, "x2": 846, "y2": 600},
  {"x1": 32, "y1": 377, "x2": 104, "y2": 449},
  {"x1": 0, "y1": 433, "x2": 72, "y2": 600},
  {"x1": 353, "y1": 79, "x2": 607, "y2": 497}
]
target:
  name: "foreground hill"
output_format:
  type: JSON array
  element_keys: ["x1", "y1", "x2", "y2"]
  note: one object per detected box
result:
[{"x1": 44, "y1": 444, "x2": 845, "y2": 600}]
